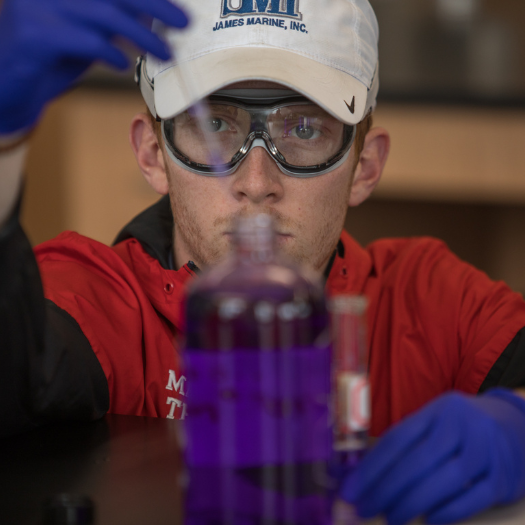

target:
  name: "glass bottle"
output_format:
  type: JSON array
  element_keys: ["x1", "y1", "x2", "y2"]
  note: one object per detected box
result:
[{"x1": 183, "y1": 214, "x2": 332, "y2": 525}]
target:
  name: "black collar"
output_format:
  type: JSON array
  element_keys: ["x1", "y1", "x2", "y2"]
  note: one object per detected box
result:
[{"x1": 113, "y1": 195, "x2": 173, "y2": 269}]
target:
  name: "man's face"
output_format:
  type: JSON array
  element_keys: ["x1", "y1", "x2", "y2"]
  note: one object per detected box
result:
[{"x1": 161, "y1": 83, "x2": 358, "y2": 276}]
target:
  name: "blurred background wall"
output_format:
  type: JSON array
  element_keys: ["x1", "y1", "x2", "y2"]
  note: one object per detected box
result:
[{"x1": 21, "y1": 0, "x2": 525, "y2": 293}]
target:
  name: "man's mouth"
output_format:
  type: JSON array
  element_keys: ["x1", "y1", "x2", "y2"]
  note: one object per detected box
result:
[
  {"x1": 276, "y1": 233, "x2": 293, "y2": 241},
  {"x1": 223, "y1": 232, "x2": 292, "y2": 239},
  {"x1": 222, "y1": 232, "x2": 293, "y2": 252}
]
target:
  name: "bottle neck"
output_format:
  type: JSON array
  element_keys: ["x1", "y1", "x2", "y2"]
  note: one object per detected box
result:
[{"x1": 233, "y1": 215, "x2": 277, "y2": 265}]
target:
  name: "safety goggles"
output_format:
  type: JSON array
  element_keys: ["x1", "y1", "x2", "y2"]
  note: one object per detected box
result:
[{"x1": 161, "y1": 93, "x2": 356, "y2": 178}]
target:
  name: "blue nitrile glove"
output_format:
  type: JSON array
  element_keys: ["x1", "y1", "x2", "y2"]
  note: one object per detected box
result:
[
  {"x1": 341, "y1": 389, "x2": 525, "y2": 525},
  {"x1": 0, "y1": 0, "x2": 188, "y2": 134}
]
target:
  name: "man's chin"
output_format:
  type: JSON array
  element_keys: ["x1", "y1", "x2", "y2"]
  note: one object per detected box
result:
[
  {"x1": 198, "y1": 233, "x2": 313, "y2": 270},
  {"x1": 198, "y1": 239, "x2": 324, "y2": 282}
]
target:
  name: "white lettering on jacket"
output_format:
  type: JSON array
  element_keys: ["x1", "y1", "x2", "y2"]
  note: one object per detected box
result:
[
  {"x1": 165, "y1": 369, "x2": 187, "y2": 420},
  {"x1": 166, "y1": 397, "x2": 188, "y2": 419},
  {"x1": 166, "y1": 369, "x2": 186, "y2": 395}
]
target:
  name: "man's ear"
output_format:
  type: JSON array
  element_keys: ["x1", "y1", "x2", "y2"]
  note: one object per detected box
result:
[
  {"x1": 349, "y1": 127, "x2": 390, "y2": 207},
  {"x1": 129, "y1": 113, "x2": 169, "y2": 195}
]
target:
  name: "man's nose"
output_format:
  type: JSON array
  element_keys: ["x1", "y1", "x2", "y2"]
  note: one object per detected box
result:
[{"x1": 231, "y1": 147, "x2": 285, "y2": 204}]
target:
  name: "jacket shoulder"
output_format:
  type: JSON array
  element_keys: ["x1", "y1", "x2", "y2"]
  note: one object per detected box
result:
[{"x1": 365, "y1": 236, "x2": 452, "y2": 274}]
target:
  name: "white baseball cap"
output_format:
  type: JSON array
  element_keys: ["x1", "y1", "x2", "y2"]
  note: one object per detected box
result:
[{"x1": 137, "y1": 0, "x2": 379, "y2": 125}]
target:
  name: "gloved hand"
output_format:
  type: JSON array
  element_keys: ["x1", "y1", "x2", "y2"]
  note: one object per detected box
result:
[
  {"x1": 341, "y1": 389, "x2": 525, "y2": 525},
  {"x1": 0, "y1": 0, "x2": 188, "y2": 134}
]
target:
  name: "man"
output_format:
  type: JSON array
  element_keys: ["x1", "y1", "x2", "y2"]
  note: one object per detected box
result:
[{"x1": 2, "y1": 1, "x2": 525, "y2": 524}]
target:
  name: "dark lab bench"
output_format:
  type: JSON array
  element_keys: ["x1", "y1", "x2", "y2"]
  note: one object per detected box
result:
[{"x1": 0, "y1": 415, "x2": 184, "y2": 524}]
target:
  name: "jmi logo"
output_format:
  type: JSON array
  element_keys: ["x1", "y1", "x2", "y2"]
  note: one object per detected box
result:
[{"x1": 221, "y1": 0, "x2": 302, "y2": 19}]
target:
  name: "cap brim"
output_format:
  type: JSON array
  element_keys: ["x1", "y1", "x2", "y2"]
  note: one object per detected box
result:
[{"x1": 153, "y1": 47, "x2": 369, "y2": 125}]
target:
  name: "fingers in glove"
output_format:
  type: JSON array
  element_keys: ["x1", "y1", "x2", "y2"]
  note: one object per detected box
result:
[
  {"x1": 106, "y1": 0, "x2": 189, "y2": 28},
  {"x1": 356, "y1": 394, "x2": 495, "y2": 518},
  {"x1": 353, "y1": 416, "x2": 463, "y2": 518},
  {"x1": 425, "y1": 475, "x2": 496, "y2": 525},
  {"x1": 341, "y1": 399, "x2": 437, "y2": 502},
  {"x1": 47, "y1": 24, "x2": 130, "y2": 69},
  {"x1": 384, "y1": 456, "x2": 492, "y2": 525},
  {"x1": 62, "y1": 2, "x2": 171, "y2": 60}
]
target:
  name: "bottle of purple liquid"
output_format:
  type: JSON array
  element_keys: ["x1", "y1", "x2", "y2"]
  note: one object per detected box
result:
[{"x1": 183, "y1": 214, "x2": 332, "y2": 525}]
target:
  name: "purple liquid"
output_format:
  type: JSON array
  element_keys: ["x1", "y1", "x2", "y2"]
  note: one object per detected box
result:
[
  {"x1": 184, "y1": 347, "x2": 332, "y2": 525},
  {"x1": 183, "y1": 259, "x2": 333, "y2": 524}
]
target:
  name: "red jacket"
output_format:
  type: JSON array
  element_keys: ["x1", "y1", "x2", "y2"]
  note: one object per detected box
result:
[{"x1": 35, "y1": 229, "x2": 525, "y2": 437}]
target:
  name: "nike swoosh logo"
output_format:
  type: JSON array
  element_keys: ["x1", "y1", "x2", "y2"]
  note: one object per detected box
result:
[{"x1": 345, "y1": 97, "x2": 355, "y2": 114}]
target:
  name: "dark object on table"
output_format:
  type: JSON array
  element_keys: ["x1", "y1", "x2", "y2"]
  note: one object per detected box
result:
[{"x1": 43, "y1": 494, "x2": 94, "y2": 525}]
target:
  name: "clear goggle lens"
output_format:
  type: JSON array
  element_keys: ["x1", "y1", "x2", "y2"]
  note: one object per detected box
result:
[{"x1": 161, "y1": 97, "x2": 356, "y2": 177}]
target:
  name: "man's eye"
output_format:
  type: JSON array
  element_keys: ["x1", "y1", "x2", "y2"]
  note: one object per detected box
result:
[
  {"x1": 291, "y1": 125, "x2": 321, "y2": 140},
  {"x1": 206, "y1": 118, "x2": 229, "y2": 133},
  {"x1": 285, "y1": 117, "x2": 322, "y2": 140}
]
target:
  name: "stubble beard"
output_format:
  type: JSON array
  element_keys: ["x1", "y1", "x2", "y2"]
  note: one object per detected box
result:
[
  {"x1": 167, "y1": 166, "x2": 353, "y2": 274},
  {"x1": 169, "y1": 188, "x2": 345, "y2": 274}
]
